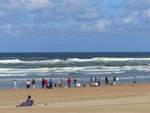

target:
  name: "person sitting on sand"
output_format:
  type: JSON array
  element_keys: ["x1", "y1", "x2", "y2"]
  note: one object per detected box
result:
[{"x1": 16, "y1": 95, "x2": 34, "y2": 107}]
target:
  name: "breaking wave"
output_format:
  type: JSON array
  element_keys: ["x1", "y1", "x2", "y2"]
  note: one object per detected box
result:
[
  {"x1": 0, "y1": 65, "x2": 149, "y2": 77},
  {"x1": 0, "y1": 57, "x2": 150, "y2": 64}
]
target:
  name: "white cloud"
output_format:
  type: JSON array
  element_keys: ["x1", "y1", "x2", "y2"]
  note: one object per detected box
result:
[
  {"x1": 121, "y1": 11, "x2": 139, "y2": 24},
  {"x1": 80, "y1": 19, "x2": 111, "y2": 32},
  {"x1": 96, "y1": 20, "x2": 111, "y2": 31},
  {"x1": 2, "y1": 0, "x2": 150, "y2": 34},
  {"x1": 23, "y1": 0, "x2": 49, "y2": 11},
  {"x1": 77, "y1": 8, "x2": 100, "y2": 19},
  {"x1": 63, "y1": 0, "x2": 83, "y2": 6},
  {"x1": 8, "y1": 0, "x2": 49, "y2": 11}
]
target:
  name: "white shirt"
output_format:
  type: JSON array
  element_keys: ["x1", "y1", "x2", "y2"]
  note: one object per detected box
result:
[{"x1": 14, "y1": 81, "x2": 17, "y2": 87}]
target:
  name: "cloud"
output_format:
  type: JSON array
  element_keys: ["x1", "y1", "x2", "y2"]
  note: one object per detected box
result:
[
  {"x1": 76, "y1": 8, "x2": 100, "y2": 20},
  {"x1": 121, "y1": 11, "x2": 139, "y2": 24},
  {"x1": 106, "y1": 0, "x2": 150, "y2": 31},
  {"x1": 0, "y1": 0, "x2": 150, "y2": 37},
  {"x1": 127, "y1": 0, "x2": 150, "y2": 10},
  {"x1": 8, "y1": 0, "x2": 49, "y2": 11},
  {"x1": 80, "y1": 19, "x2": 111, "y2": 32},
  {"x1": 124, "y1": 0, "x2": 150, "y2": 20},
  {"x1": 0, "y1": 0, "x2": 105, "y2": 33}
]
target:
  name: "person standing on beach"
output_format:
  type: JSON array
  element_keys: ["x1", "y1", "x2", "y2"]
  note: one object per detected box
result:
[
  {"x1": 13, "y1": 80, "x2": 17, "y2": 90},
  {"x1": 98, "y1": 77, "x2": 101, "y2": 86},
  {"x1": 49, "y1": 79, "x2": 53, "y2": 89},
  {"x1": 73, "y1": 78, "x2": 78, "y2": 87},
  {"x1": 67, "y1": 77, "x2": 71, "y2": 88},
  {"x1": 105, "y1": 76, "x2": 109, "y2": 85},
  {"x1": 132, "y1": 76, "x2": 137, "y2": 86},
  {"x1": 41, "y1": 78, "x2": 45, "y2": 88},
  {"x1": 45, "y1": 79, "x2": 49, "y2": 88},
  {"x1": 113, "y1": 76, "x2": 117, "y2": 86},
  {"x1": 26, "y1": 80, "x2": 31, "y2": 89},
  {"x1": 60, "y1": 78, "x2": 64, "y2": 88},
  {"x1": 94, "y1": 76, "x2": 98, "y2": 83},
  {"x1": 31, "y1": 78, "x2": 36, "y2": 89}
]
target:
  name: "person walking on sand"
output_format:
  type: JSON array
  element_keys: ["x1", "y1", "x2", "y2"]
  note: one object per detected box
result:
[{"x1": 13, "y1": 80, "x2": 17, "y2": 90}]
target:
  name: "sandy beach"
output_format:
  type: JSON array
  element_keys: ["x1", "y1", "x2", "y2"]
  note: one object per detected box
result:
[{"x1": 0, "y1": 84, "x2": 150, "y2": 113}]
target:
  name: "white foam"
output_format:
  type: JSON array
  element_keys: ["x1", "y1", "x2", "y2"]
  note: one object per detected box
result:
[
  {"x1": 0, "y1": 65, "x2": 149, "y2": 77},
  {"x1": 66, "y1": 57, "x2": 150, "y2": 63},
  {"x1": 0, "y1": 57, "x2": 150, "y2": 64},
  {"x1": 0, "y1": 59, "x2": 62, "y2": 64},
  {"x1": 0, "y1": 59, "x2": 22, "y2": 64}
]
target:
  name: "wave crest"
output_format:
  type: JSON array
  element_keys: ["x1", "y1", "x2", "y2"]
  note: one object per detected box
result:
[{"x1": 1, "y1": 57, "x2": 150, "y2": 64}]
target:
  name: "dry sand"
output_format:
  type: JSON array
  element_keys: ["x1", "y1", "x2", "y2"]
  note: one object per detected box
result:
[{"x1": 0, "y1": 84, "x2": 150, "y2": 113}]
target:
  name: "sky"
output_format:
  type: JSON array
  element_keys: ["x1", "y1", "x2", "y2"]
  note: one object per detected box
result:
[{"x1": 0, "y1": 0, "x2": 150, "y2": 52}]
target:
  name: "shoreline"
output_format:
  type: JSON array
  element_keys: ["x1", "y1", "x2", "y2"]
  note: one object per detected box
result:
[{"x1": 0, "y1": 82, "x2": 146, "y2": 90}]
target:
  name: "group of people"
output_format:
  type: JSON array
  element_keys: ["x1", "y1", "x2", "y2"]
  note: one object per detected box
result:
[
  {"x1": 90, "y1": 76, "x2": 119, "y2": 86},
  {"x1": 41, "y1": 77, "x2": 81, "y2": 89},
  {"x1": 104, "y1": 76, "x2": 119, "y2": 86},
  {"x1": 41, "y1": 78, "x2": 53, "y2": 89},
  {"x1": 90, "y1": 76, "x2": 101, "y2": 86},
  {"x1": 13, "y1": 77, "x2": 81, "y2": 90},
  {"x1": 25, "y1": 79, "x2": 36, "y2": 89},
  {"x1": 13, "y1": 78, "x2": 36, "y2": 90},
  {"x1": 15, "y1": 76, "x2": 119, "y2": 108},
  {"x1": 13, "y1": 76, "x2": 120, "y2": 90}
]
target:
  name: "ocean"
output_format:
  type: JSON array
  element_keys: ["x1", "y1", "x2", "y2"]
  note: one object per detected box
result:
[{"x1": 0, "y1": 52, "x2": 150, "y2": 89}]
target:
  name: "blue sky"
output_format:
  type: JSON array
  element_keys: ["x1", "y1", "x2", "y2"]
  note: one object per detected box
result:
[{"x1": 0, "y1": 0, "x2": 150, "y2": 52}]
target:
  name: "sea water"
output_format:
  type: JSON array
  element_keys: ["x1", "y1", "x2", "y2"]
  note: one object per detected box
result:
[{"x1": 0, "y1": 52, "x2": 150, "y2": 89}]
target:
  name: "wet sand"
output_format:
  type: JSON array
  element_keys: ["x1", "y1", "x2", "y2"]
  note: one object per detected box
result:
[{"x1": 0, "y1": 84, "x2": 150, "y2": 113}]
